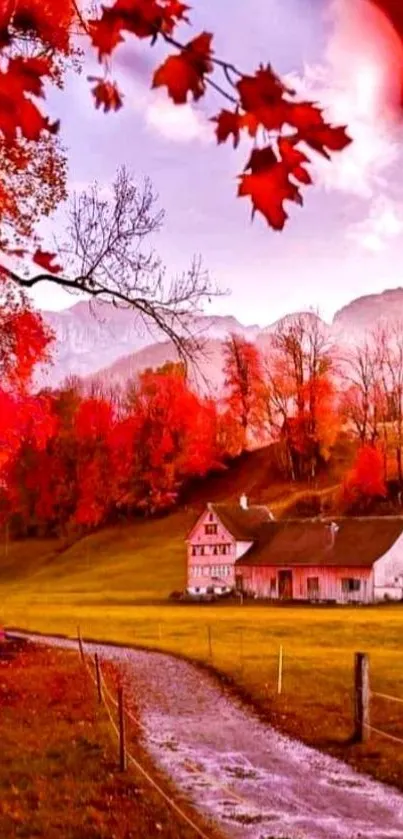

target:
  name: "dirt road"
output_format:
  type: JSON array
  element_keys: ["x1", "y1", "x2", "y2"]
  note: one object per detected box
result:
[{"x1": 9, "y1": 631, "x2": 403, "y2": 839}]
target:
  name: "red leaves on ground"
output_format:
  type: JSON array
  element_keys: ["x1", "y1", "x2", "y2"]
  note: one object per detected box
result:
[
  {"x1": 153, "y1": 32, "x2": 213, "y2": 104},
  {"x1": 32, "y1": 249, "x2": 62, "y2": 274},
  {"x1": 89, "y1": 78, "x2": 123, "y2": 112}
]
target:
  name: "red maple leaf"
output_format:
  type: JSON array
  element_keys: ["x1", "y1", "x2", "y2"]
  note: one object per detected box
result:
[
  {"x1": 88, "y1": 16, "x2": 124, "y2": 60},
  {"x1": 152, "y1": 32, "x2": 213, "y2": 104},
  {"x1": 212, "y1": 108, "x2": 259, "y2": 148},
  {"x1": 88, "y1": 77, "x2": 123, "y2": 112},
  {"x1": 89, "y1": 0, "x2": 189, "y2": 60},
  {"x1": 33, "y1": 249, "x2": 63, "y2": 274},
  {"x1": 288, "y1": 103, "x2": 351, "y2": 159},
  {"x1": 238, "y1": 146, "x2": 303, "y2": 230},
  {"x1": 278, "y1": 137, "x2": 312, "y2": 185},
  {"x1": 236, "y1": 65, "x2": 295, "y2": 132}
]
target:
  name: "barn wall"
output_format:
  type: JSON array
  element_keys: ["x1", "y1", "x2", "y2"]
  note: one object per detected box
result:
[
  {"x1": 373, "y1": 531, "x2": 403, "y2": 601},
  {"x1": 186, "y1": 508, "x2": 236, "y2": 594},
  {"x1": 237, "y1": 565, "x2": 374, "y2": 603}
]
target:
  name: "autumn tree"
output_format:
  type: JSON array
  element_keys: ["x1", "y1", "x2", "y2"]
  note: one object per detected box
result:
[
  {"x1": 263, "y1": 313, "x2": 337, "y2": 479},
  {"x1": 223, "y1": 333, "x2": 265, "y2": 451},
  {"x1": 341, "y1": 339, "x2": 383, "y2": 447},
  {"x1": 114, "y1": 368, "x2": 219, "y2": 513},
  {"x1": 373, "y1": 322, "x2": 403, "y2": 485},
  {"x1": 343, "y1": 444, "x2": 386, "y2": 514},
  {"x1": 0, "y1": 280, "x2": 53, "y2": 390}
]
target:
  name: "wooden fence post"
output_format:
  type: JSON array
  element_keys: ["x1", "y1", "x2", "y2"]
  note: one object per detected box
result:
[
  {"x1": 239, "y1": 627, "x2": 244, "y2": 675},
  {"x1": 77, "y1": 625, "x2": 84, "y2": 662},
  {"x1": 118, "y1": 685, "x2": 126, "y2": 771},
  {"x1": 95, "y1": 653, "x2": 102, "y2": 704},
  {"x1": 354, "y1": 652, "x2": 370, "y2": 743},
  {"x1": 207, "y1": 625, "x2": 212, "y2": 659},
  {"x1": 277, "y1": 645, "x2": 283, "y2": 695}
]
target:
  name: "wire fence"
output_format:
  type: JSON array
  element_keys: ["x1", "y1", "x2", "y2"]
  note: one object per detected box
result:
[
  {"x1": 367, "y1": 687, "x2": 403, "y2": 746},
  {"x1": 77, "y1": 627, "x2": 260, "y2": 839}
]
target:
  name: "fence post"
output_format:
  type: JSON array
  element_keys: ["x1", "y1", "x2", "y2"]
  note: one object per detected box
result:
[
  {"x1": 277, "y1": 645, "x2": 283, "y2": 695},
  {"x1": 95, "y1": 653, "x2": 102, "y2": 704},
  {"x1": 77, "y1": 625, "x2": 84, "y2": 662},
  {"x1": 207, "y1": 625, "x2": 212, "y2": 660},
  {"x1": 354, "y1": 652, "x2": 370, "y2": 743},
  {"x1": 118, "y1": 685, "x2": 126, "y2": 771},
  {"x1": 239, "y1": 627, "x2": 244, "y2": 675}
]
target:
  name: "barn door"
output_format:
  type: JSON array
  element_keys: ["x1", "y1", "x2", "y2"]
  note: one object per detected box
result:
[{"x1": 278, "y1": 570, "x2": 293, "y2": 600}]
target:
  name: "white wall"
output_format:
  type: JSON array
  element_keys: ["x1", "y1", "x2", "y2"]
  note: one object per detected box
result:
[
  {"x1": 373, "y1": 530, "x2": 403, "y2": 601},
  {"x1": 235, "y1": 541, "x2": 253, "y2": 560}
]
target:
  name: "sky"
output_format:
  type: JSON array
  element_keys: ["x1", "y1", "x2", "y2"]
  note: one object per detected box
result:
[{"x1": 28, "y1": 0, "x2": 403, "y2": 327}]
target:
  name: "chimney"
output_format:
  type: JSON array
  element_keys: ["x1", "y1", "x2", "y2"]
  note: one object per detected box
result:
[
  {"x1": 239, "y1": 494, "x2": 248, "y2": 510},
  {"x1": 325, "y1": 521, "x2": 339, "y2": 549}
]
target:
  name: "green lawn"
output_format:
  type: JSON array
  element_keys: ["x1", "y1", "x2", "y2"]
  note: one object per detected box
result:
[{"x1": 2, "y1": 509, "x2": 403, "y2": 792}]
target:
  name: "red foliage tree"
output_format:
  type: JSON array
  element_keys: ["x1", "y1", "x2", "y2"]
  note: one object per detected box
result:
[
  {"x1": 343, "y1": 444, "x2": 387, "y2": 512},
  {"x1": 113, "y1": 367, "x2": 220, "y2": 513},
  {"x1": 223, "y1": 333, "x2": 265, "y2": 451},
  {"x1": 0, "y1": 281, "x2": 53, "y2": 390}
]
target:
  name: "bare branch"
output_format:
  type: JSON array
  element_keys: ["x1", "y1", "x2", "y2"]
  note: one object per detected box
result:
[{"x1": 4, "y1": 166, "x2": 224, "y2": 367}]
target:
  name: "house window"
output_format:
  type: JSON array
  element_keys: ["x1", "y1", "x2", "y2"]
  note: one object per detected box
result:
[
  {"x1": 307, "y1": 577, "x2": 320, "y2": 596},
  {"x1": 203, "y1": 566, "x2": 210, "y2": 576},
  {"x1": 208, "y1": 513, "x2": 214, "y2": 522},
  {"x1": 270, "y1": 577, "x2": 276, "y2": 593},
  {"x1": 342, "y1": 578, "x2": 361, "y2": 593},
  {"x1": 205, "y1": 523, "x2": 218, "y2": 535}
]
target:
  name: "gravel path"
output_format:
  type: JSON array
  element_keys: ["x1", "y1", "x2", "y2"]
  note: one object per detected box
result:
[{"x1": 9, "y1": 631, "x2": 403, "y2": 839}]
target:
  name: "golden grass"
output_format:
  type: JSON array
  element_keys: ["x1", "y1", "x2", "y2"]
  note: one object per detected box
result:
[{"x1": 0, "y1": 639, "x2": 222, "y2": 839}]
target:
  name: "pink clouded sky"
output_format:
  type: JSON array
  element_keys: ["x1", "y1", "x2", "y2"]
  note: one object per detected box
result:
[{"x1": 28, "y1": 0, "x2": 403, "y2": 327}]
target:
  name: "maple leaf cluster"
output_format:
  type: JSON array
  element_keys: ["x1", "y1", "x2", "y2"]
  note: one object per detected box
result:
[
  {"x1": 85, "y1": 1, "x2": 352, "y2": 230},
  {"x1": 0, "y1": 0, "x2": 355, "y2": 282}
]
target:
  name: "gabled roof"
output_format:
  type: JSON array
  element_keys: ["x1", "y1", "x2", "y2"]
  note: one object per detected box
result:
[
  {"x1": 236, "y1": 517, "x2": 403, "y2": 569},
  {"x1": 208, "y1": 503, "x2": 273, "y2": 541}
]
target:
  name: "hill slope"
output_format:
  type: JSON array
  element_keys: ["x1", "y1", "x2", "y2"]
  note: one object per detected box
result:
[{"x1": 0, "y1": 441, "x2": 353, "y2": 609}]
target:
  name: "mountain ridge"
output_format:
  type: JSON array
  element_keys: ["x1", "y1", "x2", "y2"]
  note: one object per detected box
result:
[{"x1": 38, "y1": 286, "x2": 403, "y2": 389}]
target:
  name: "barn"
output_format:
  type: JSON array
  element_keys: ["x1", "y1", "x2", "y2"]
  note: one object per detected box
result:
[{"x1": 236, "y1": 518, "x2": 403, "y2": 603}]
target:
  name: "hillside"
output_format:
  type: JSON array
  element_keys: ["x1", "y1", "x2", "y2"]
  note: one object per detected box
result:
[{"x1": 0, "y1": 439, "x2": 353, "y2": 608}]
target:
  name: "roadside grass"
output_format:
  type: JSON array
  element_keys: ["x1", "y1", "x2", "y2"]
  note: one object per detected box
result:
[{"x1": 0, "y1": 638, "x2": 222, "y2": 839}]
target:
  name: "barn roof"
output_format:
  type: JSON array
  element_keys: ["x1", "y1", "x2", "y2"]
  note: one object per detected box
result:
[
  {"x1": 209, "y1": 503, "x2": 273, "y2": 541},
  {"x1": 236, "y1": 517, "x2": 403, "y2": 568}
]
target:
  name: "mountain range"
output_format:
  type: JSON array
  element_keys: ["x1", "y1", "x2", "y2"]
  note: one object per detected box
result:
[{"x1": 37, "y1": 287, "x2": 403, "y2": 393}]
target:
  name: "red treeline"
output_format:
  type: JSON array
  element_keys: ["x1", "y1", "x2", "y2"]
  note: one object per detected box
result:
[
  {"x1": 0, "y1": 363, "x2": 225, "y2": 535},
  {"x1": 2, "y1": 293, "x2": 400, "y2": 534}
]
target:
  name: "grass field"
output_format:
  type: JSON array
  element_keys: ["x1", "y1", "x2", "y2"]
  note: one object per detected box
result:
[{"x1": 0, "y1": 638, "x2": 222, "y2": 839}]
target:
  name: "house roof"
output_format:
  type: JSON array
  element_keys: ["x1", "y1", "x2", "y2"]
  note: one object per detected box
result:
[
  {"x1": 236, "y1": 517, "x2": 403, "y2": 569},
  {"x1": 208, "y1": 503, "x2": 273, "y2": 541}
]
